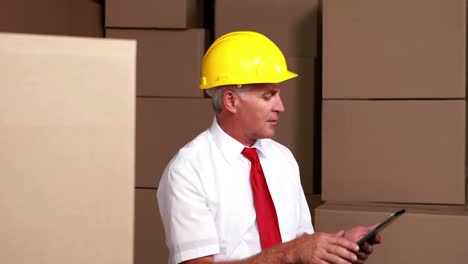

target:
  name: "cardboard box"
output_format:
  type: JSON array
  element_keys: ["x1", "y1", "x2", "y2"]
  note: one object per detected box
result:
[
  {"x1": 0, "y1": 33, "x2": 136, "y2": 264},
  {"x1": 315, "y1": 203, "x2": 468, "y2": 264},
  {"x1": 135, "y1": 189, "x2": 168, "y2": 263},
  {"x1": 0, "y1": 0, "x2": 103, "y2": 37},
  {"x1": 275, "y1": 57, "x2": 317, "y2": 194},
  {"x1": 106, "y1": 29, "x2": 207, "y2": 97},
  {"x1": 323, "y1": 0, "x2": 466, "y2": 98},
  {"x1": 70, "y1": 0, "x2": 104, "y2": 37},
  {"x1": 106, "y1": 0, "x2": 204, "y2": 28},
  {"x1": 322, "y1": 100, "x2": 466, "y2": 204},
  {"x1": 136, "y1": 98, "x2": 213, "y2": 187},
  {"x1": 215, "y1": 0, "x2": 320, "y2": 57}
]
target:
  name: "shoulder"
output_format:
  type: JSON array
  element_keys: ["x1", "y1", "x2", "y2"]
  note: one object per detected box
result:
[
  {"x1": 166, "y1": 129, "x2": 211, "y2": 172},
  {"x1": 160, "y1": 128, "x2": 218, "y2": 187}
]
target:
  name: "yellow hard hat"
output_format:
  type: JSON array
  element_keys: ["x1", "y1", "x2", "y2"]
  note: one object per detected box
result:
[{"x1": 199, "y1": 31, "x2": 298, "y2": 89}]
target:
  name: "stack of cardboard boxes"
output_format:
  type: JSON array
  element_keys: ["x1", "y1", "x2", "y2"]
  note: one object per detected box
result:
[
  {"x1": 105, "y1": 1, "x2": 213, "y2": 262},
  {"x1": 318, "y1": 0, "x2": 468, "y2": 263},
  {"x1": 214, "y1": 0, "x2": 323, "y2": 217},
  {"x1": 5, "y1": 0, "x2": 468, "y2": 263}
]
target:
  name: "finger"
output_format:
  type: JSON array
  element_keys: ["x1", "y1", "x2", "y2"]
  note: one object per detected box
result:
[
  {"x1": 327, "y1": 244, "x2": 358, "y2": 263},
  {"x1": 335, "y1": 230, "x2": 345, "y2": 237},
  {"x1": 356, "y1": 250, "x2": 368, "y2": 261},
  {"x1": 329, "y1": 236, "x2": 360, "y2": 253},
  {"x1": 372, "y1": 233, "x2": 382, "y2": 244},
  {"x1": 321, "y1": 250, "x2": 353, "y2": 264},
  {"x1": 360, "y1": 242, "x2": 374, "y2": 254},
  {"x1": 355, "y1": 259, "x2": 366, "y2": 264}
]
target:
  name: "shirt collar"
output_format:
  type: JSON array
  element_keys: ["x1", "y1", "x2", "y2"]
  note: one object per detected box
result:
[
  {"x1": 252, "y1": 138, "x2": 267, "y2": 158},
  {"x1": 209, "y1": 117, "x2": 267, "y2": 164}
]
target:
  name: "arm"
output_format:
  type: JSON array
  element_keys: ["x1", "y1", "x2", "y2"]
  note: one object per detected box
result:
[
  {"x1": 157, "y1": 164, "x2": 220, "y2": 264},
  {"x1": 182, "y1": 231, "x2": 360, "y2": 264}
]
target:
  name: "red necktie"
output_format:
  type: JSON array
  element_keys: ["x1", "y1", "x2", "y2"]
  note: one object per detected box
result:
[{"x1": 242, "y1": 147, "x2": 282, "y2": 250}]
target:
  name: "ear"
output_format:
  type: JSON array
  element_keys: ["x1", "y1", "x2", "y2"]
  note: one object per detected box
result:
[{"x1": 222, "y1": 90, "x2": 239, "y2": 113}]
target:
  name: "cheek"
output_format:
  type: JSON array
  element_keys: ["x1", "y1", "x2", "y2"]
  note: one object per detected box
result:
[
  {"x1": 240, "y1": 100, "x2": 271, "y2": 125},
  {"x1": 251, "y1": 107, "x2": 269, "y2": 122}
]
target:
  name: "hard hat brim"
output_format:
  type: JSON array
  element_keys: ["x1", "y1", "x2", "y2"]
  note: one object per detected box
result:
[{"x1": 200, "y1": 70, "x2": 299, "y2": 89}]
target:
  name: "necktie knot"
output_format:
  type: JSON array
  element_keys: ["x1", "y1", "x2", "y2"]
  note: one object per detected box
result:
[{"x1": 242, "y1": 147, "x2": 259, "y2": 162}]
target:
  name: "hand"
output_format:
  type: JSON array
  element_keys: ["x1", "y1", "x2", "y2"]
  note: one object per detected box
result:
[
  {"x1": 344, "y1": 225, "x2": 382, "y2": 264},
  {"x1": 290, "y1": 231, "x2": 359, "y2": 264}
]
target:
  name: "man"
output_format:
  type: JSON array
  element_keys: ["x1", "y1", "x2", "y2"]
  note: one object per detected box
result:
[{"x1": 157, "y1": 31, "x2": 380, "y2": 264}]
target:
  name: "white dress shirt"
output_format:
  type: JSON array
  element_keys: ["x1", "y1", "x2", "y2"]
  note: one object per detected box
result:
[{"x1": 157, "y1": 118, "x2": 313, "y2": 264}]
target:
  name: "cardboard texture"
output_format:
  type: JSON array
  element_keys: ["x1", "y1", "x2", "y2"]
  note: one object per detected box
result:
[
  {"x1": 0, "y1": 33, "x2": 136, "y2": 263},
  {"x1": 0, "y1": 0, "x2": 103, "y2": 37},
  {"x1": 319, "y1": 200, "x2": 468, "y2": 212},
  {"x1": 315, "y1": 204, "x2": 468, "y2": 264},
  {"x1": 136, "y1": 98, "x2": 213, "y2": 187},
  {"x1": 106, "y1": 0, "x2": 204, "y2": 28},
  {"x1": 135, "y1": 189, "x2": 168, "y2": 263},
  {"x1": 214, "y1": 0, "x2": 320, "y2": 57},
  {"x1": 323, "y1": 0, "x2": 466, "y2": 98},
  {"x1": 322, "y1": 100, "x2": 466, "y2": 204},
  {"x1": 70, "y1": 0, "x2": 104, "y2": 37},
  {"x1": 106, "y1": 29, "x2": 207, "y2": 97},
  {"x1": 275, "y1": 57, "x2": 316, "y2": 194}
]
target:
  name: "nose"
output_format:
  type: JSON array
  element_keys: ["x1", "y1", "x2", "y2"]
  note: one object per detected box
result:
[{"x1": 273, "y1": 94, "x2": 285, "y2": 113}]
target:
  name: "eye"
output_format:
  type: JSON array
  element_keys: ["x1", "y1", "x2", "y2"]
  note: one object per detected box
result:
[{"x1": 262, "y1": 92, "x2": 275, "y2": 101}]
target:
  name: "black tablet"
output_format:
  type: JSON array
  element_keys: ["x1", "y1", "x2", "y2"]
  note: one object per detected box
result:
[{"x1": 357, "y1": 209, "x2": 406, "y2": 246}]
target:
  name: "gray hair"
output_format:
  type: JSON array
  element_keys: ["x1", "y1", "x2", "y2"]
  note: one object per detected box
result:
[{"x1": 205, "y1": 85, "x2": 251, "y2": 113}]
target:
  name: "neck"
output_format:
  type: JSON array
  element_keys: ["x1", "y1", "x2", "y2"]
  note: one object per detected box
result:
[{"x1": 216, "y1": 113, "x2": 256, "y2": 147}]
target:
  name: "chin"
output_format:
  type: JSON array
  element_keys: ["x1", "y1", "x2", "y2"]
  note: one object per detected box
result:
[{"x1": 261, "y1": 131, "x2": 276, "y2": 139}]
